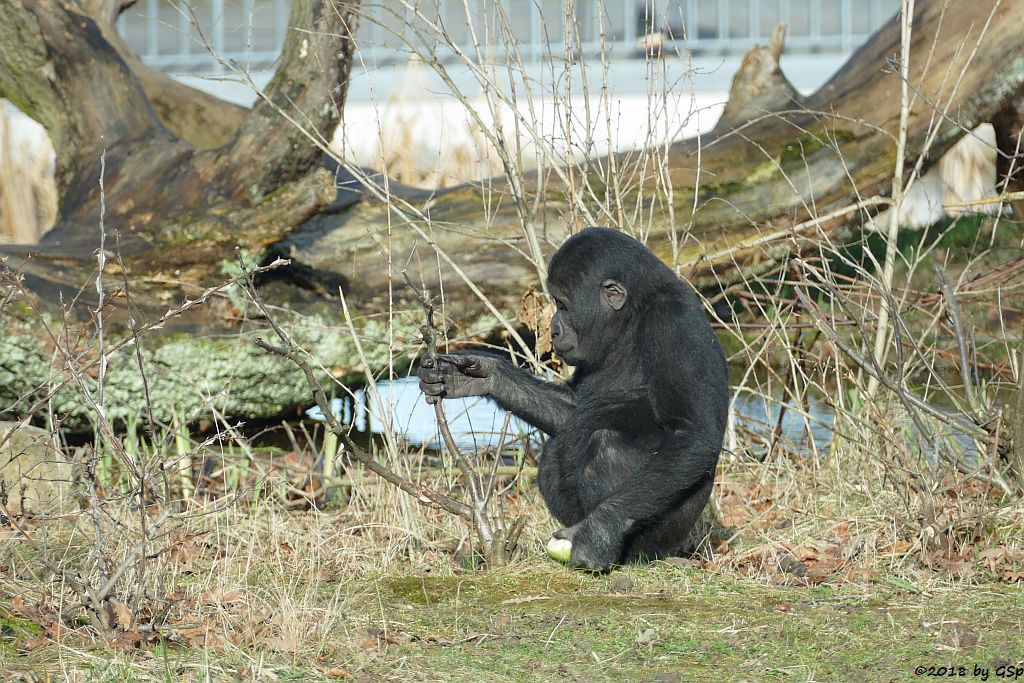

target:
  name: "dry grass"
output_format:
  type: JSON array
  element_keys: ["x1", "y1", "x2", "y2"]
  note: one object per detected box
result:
[{"x1": 3, "y1": 430, "x2": 1022, "y2": 679}]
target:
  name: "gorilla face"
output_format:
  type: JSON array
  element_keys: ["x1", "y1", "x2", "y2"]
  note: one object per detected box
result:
[
  {"x1": 549, "y1": 294, "x2": 580, "y2": 364},
  {"x1": 548, "y1": 278, "x2": 627, "y2": 367}
]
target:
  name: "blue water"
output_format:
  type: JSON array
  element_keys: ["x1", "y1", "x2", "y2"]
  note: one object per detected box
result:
[
  {"x1": 308, "y1": 377, "x2": 837, "y2": 455},
  {"x1": 731, "y1": 392, "x2": 835, "y2": 455},
  {"x1": 308, "y1": 377, "x2": 537, "y2": 452}
]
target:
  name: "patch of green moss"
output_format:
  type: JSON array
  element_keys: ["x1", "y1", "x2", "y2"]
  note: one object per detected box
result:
[
  {"x1": 157, "y1": 216, "x2": 232, "y2": 246},
  {"x1": 254, "y1": 182, "x2": 292, "y2": 206},
  {"x1": 699, "y1": 178, "x2": 746, "y2": 197},
  {"x1": 387, "y1": 575, "x2": 464, "y2": 605},
  {"x1": 779, "y1": 130, "x2": 856, "y2": 167},
  {"x1": 746, "y1": 159, "x2": 781, "y2": 183},
  {"x1": 0, "y1": 610, "x2": 41, "y2": 654},
  {"x1": 366, "y1": 565, "x2": 1024, "y2": 682}
]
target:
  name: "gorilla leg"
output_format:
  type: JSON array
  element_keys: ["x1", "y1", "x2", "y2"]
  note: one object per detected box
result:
[
  {"x1": 576, "y1": 429, "x2": 715, "y2": 564},
  {"x1": 578, "y1": 429, "x2": 643, "y2": 510},
  {"x1": 624, "y1": 474, "x2": 715, "y2": 562}
]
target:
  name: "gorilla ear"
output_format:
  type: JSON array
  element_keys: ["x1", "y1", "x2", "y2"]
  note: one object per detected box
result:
[{"x1": 601, "y1": 279, "x2": 627, "y2": 311}]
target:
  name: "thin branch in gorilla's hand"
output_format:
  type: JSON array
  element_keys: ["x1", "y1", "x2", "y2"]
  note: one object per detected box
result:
[
  {"x1": 401, "y1": 269, "x2": 496, "y2": 546},
  {"x1": 237, "y1": 250, "x2": 474, "y2": 520}
]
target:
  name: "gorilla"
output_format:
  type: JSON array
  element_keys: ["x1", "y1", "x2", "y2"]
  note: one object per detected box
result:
[{"x1": 418, "y1": 227, "x2": 729, "y2": 571}]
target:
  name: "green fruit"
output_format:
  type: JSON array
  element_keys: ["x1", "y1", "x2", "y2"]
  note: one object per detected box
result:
[{"x1": 546, "y1": 537, "x2": 572, "y2": 564}]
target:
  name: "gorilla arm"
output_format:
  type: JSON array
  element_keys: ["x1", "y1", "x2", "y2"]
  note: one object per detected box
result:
[{"x1": 417, "y1": 353, "x2": 576, "y2": 435}]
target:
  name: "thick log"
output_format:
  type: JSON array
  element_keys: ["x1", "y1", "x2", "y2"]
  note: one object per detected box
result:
[
  {"x1": 0, "y1": 0, "x2": 356, "y2": 308},
  {"x1": 0, "y1": 0, "x2": 172, "y2": 200},
  {"x1": 663, "y1": 0, "x2": 1024, "y2": 284}
]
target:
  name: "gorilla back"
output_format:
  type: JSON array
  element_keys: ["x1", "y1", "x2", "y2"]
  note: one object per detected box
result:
[{"x1": 418, "y1": 227, "x2": 729, "y2": 571}]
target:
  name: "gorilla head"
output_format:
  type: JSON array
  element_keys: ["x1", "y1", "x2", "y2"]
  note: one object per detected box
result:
[{"x1": 546, "y1": 227, "x2": 682, "y2": 370}]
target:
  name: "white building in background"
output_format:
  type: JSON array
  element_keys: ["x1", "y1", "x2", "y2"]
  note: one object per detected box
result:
[
  {"x1": 110, "y1": 0, "x2": 905, "y2": 110},
  {"x1": 118, "y1": 0, "x2": 900, "y2": 75}
]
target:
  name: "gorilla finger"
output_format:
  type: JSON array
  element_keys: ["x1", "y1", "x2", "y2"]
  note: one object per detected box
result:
[
  {"x1": 552, "y1": 526, "x2": 576, "y2": 541},
  {"x1": 425, "y1": 394, "x2": 440, "y2": 405},
  {"x1": 418, "y1": 380, "x2": 445, "y2": 396},
  {"x1": 437, "y1": 353, "x2": 476, "y2": 370},
  {"x1": 438, "y1": 353, "x2": 485, "y2": 376},
  {"x1": 419, "y1": 357, "x2": 435, "y2": 370},
  {"x1": 417, "y1": 368, "x2": 445, "y2": 383}
]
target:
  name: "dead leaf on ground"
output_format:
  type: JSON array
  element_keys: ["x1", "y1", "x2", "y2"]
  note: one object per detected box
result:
[
  {"x1": 978, "y1": 546, "x2": 1016, "y2": 574},
  {"x1": 202, "y1": 587, "x2": 246, "y2": 604},
  {"x1": 635, "y1": 628, "x2": 659, "y2": 647},
  {"x1": 23, "y1": 635, "x2": 51, "y2": 651},
  {"x1": 362, "y1": 626, "x2": 411, "y2": 648},
  {"x1": 109, "y1": 629, "x2": 144, "y2": 651},
  {"x1": 880, "y1": 540, "x2": 914, "y2": 555},
  {"x1": 842, "y1": 566, "x2": 879, "y2": 583}
]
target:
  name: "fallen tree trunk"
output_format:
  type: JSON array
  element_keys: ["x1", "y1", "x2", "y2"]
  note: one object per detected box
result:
[
  {"x1": 290, "y1": 0, "x2": 1024, "y2": 306},
  {"x1": 78, "y1": 0, "x2": 248, "y2": 150},
  {"x1": 0, "y1": 0, "x2": 354, "y2": 316},
  {"x1": 213, "y1": 1, "x2": 1011, "y2": 329}
]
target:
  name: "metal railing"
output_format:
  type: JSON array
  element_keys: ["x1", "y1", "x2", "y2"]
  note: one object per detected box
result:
[{"x1": 116, "y1": 0, "x2": 899, "y2": 73}]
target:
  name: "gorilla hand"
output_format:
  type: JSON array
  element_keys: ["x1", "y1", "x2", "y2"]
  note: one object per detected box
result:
[{"x1": 417, "y1": 353, "x2": 496, "y2": 405}]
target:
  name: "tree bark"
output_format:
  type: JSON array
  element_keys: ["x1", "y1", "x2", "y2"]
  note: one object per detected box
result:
[
  {"x1": 0, "y1": 0, "x2": 357, "y2": 311},
  {"x1": 663, "y1": 0, "x2": 1024, "y2": 287},
  {"x1": 992, "y1": 100, "x2": 1024, "y2": 221},
  {"x1": 714, "y1": 23, "x2": 803, "y2": 133},
  {"x1": 281, "y1": 0, "x2": 1024, "y2": 307},
  {"x1": 79, "y1": 0, "x2": 248, "y2": 150}
]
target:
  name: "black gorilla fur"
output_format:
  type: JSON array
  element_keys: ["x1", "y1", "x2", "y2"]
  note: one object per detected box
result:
[{"x1": 418, "y1": 227, "x2": 729, "y2": 571}]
